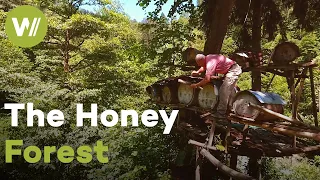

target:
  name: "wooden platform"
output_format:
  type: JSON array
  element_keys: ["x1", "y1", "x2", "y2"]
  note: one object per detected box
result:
[{"x1": 156, "y1": 102, "x2": 320, "y2": 158}]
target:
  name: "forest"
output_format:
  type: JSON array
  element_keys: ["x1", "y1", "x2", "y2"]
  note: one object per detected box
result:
[{"x1": 0, "y1": 0, "x2": 320, "y2": 179}]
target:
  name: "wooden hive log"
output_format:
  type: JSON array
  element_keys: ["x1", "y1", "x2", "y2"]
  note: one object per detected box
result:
[
  {"x1": 182, "y1": 47, "x2": 204, "y2": 66},
  {"x1": 271, "y1": 42, "x2": 300, "y2": 65},
  {"x1": 233, "y1": 90, "x2": 285, "y2": 121},
  {"x1": 177, "y1": 83, "x2": 199, "y2": 105},
  {"x1": 198, "y1": 84, "x2": 218, "y2": 109},
  {"x1": 146, "y1": 85, "x2": 162, "y2": 102},
  {"x1": 161, "y1": 84, "x2": 178, "y2": 104}
]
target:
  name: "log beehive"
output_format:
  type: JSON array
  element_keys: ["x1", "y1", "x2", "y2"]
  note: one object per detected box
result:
[
  {"x1": 161, "y1": 85, "x2": 178, "y2": 104},
  {"x1": 198, "y1": 84, "x2": 218, "y2": 109},
  {"x1": 177, "y1": 83, "x2": 197, "y2": 105},
  {"x1": 146, "y1": 85, "x2": 161, "y2": 102},
  {"x1": 233, "y1": 90, "x2": 285, "y2": 121}
]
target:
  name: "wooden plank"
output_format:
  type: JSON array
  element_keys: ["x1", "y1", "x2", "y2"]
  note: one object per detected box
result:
[
  {"x1": 309, "y1": 67, "x2": 319, "y2": 127},
  {"x1": 200, "y1": 149, "x2": 254, "y2": 180},
  {"x1": 277, "y1": 144, "x2": 320, "y2": 154}
]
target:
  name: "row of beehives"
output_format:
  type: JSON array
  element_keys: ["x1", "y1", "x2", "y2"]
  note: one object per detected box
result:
[
  {"x1": 147, "y1": 81, "x2": 220, "y2": 110},
  {"x1": 146, "y1": 76, "x2": 286, "y2": 121}
]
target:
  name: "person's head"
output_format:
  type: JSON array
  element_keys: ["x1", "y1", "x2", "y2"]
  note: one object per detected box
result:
[{"x1": 195, "y1": 54, "x2": 206, "y2": 66}]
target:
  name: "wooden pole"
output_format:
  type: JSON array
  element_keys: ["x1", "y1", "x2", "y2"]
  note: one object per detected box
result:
[
  {"x1": 208, "y1": 119, "x2": 216, "y2": 147},
  {"x1": 189, "y1": 140, "x2": 217, "y2": 151},
  {"x1": 251, "y1": 0, "x2": 262, "y2": 91},
  {"x1": 277, "y1": 144, "x2": 320, "y2": 154},
  {"x1": 266, "y1": 74, "x2": 276, "y2": 92},
  {"x1": 249, "y1": 103, "x2": 320, "y2": 131},
  {"x1": 310, "y1": 67, "x2": 318, "y2": 127},
  {"x1": 290, "y1": 70, "x2": 297, "y2": 148},
  {"x1": 196, "y1": 147, "x2": 201, "y2": 180},
  {"x1": 228, "y1": 116, "x2": 320, "y2": 142},
  {"x1": 200, "y1": 149, "x2": 254, "y2": 180},
  {"x1": 292, "y1": 70, "x2": 301, "y2": 120},
  {"x1": 295, "y1": 69, "x2": 307, "y2": 122},
  {"x1": 225, "y1": 119, "x2": 232, "y2": 153},
  {"x1": 230, "y1": 154, "x2": 238, "y2": 180},
  {"x1": 248, "y1": 157, "x2": 261, "y2": 180}
]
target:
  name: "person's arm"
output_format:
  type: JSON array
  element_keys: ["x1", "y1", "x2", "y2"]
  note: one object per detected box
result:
[
  {"x1": 190, "y1": 74, "x2": 211, "y2": 88},
  {"x1": 191, "y1": 58, "x2": 217, "y2": 88},
  {"x1": 191, "y1": 67, "x2": 205, "y2": 76}
]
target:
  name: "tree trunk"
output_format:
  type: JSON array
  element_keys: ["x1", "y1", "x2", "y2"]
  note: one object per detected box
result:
[
  {"x1": 204, "y1": 0, "x2": 235, "y2": 54},
  {"x1": 251, "y1": 0, "x2": 262, "y2": 91}
]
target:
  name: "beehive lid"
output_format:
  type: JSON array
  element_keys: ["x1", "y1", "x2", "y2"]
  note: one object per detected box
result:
[{"x1": 247, "y1": 90, "x2": 286, "y2": 105}]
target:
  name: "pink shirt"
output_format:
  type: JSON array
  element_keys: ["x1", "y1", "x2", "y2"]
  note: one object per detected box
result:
[{"x1": 205, "y1": 54, "x2": 235, "y2": 75}]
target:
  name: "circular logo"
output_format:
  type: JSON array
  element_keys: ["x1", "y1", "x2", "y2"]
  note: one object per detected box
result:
[{"x1": 5, "y1": 5, "x2": 47, "y2": 48}]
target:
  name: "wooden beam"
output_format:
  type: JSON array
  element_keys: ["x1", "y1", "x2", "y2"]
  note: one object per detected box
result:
[
  {"x1": 200, "y1": 149, "x2": 254, "y2": 180},
  {"x1": 290, "y1": 70, "x2": 297, "y2": 120},
  {"x1": 294, "y1": 68, "x2": 308, "y2": 122},
  {"x1": 230, "y1": 154, "x2": 238, "y2": 180},
  {"x1": 295, "y1": 68, "x2": 308, "y2": 88},
  {"x1": 188, "y1": 140, "x2": 217, "y2": 151},
  {"x1": 249, "y1": 103, "x2": 320, "y2": 131},
  {"x1": 247, "y1": 68, "x2": 308, "y2": 78},
  {"x1": 309, "y1": 67, "x2": 319, "y2": 127},
  {"x1": 196, "y1": 147, "x2": 201, "y2": 180},
  {"x1": 228, "y1": 116, "x2": 320, "y2": 142},
  {"x1": 290, "y1": 70, "x2": 297, "y2": 148},
  {"x1": 278, "y1": 145, "x2": 320, "y2": 154},
  {"x1": 248, "y1": 157, "x2": 262, "y2": 180},
  {"x1": 300, "y1": 60, "x2": 318, "y2": 67},
  {"x1": 249, "y1": 103, "x2": 298, "y2": 123}
]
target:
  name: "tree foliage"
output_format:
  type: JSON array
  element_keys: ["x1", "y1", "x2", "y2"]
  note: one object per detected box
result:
[{"x1": 0, "y1": 0, "x2": 319, "y2": 179}]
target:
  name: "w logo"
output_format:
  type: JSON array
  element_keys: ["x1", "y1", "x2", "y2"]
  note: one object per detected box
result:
[
  {"x1": 12, "y1": 18, "x2": 42, "y2": 37},
  {"x1": 5, "y1": 6, "x2": 47, "y2": 48}
]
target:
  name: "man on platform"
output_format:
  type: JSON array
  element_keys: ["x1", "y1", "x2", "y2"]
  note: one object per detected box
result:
[{"x1": 190, "y1": 54, "x2": 242, "y2": 118}]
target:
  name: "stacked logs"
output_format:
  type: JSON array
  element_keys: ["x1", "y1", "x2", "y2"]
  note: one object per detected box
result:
[{"x1": 146, "y1": 76, "x2": 221, "y2": 110}]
